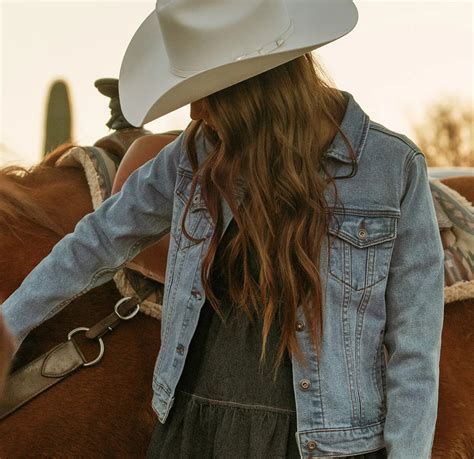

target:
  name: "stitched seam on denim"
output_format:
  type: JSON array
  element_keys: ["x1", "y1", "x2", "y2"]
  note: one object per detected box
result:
[
  {"x1": 372, "y1": 330, "x2": 384, "y2": 406},
  {"x1": 400, "y1": 149, "x2": 421, "y2": 203},
  {"x1": 369, "y1": 238, "x2": 394, "y2": 289},
  {"x1": 366, "y1": 244, "x2": 376, "y2": 288},
  {"x1": 157, "y1": 383, "x2": 171, "y2": 396},
  {"x1": 355, "y1": 284, "x2": 373, "y2": 423},
  {"x1": 341, "y1": 270, "x2": 358, "y2": 424},
  {"x1": 177, "y1": 240, "x2": 207, "y2": 366},
  {"x1": 319, "y1": 261, "x2": 328, "y2": 429},
  {"x1": 314, "y1": 342, "x2": 326, "y2": 428},
  {"x1": 332, "y1": 208, "x2": 401, "y2": 218},
  {"x1": 175, "y1": 171, "x2": 189, "y2": 206},
  {"x1": 405, "y1": 149, "x2": 422, "y2": 174},
  {"x1": 177, "y1": 390, "x2": 297, "y2": 414},
  {"x1": 369, "y1": 123, "x2": 421, "y2": 153},
  {"x1": 380, "y1": 347, "x2": 387, "y2": 413},
  {"x1": 171, "y1": 205, "x2": 184, "y2": 246},
  {"x1": 315, "y1": 446, "x2": 387, "y2": 457},
  {"x1": 357, "y1": 113, "x2": 371, "y2": 163},
  {"x1": 328, "y1": 230, "x2": 397, "y2": 249},
  {"x1": 160, "y1": 248, "x2": 184, "y2": 361},
  {"x1": 154, "y1": 241, "x2": 188, "y2": 386},
  {"x1": 177, "y1": 166, "x2": 193, "y2": 178},
  {"x1": 163, "y1": 234, "x2": 178, "y2": 318},
  {"x1": 299, "y1": 418, "x2": 385, "y2": 434},
  {"x1": 329, "y1": 267, "x2": 389, "y2": 292}
]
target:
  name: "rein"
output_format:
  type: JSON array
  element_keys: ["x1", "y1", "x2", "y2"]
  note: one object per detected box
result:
[{"x1": 0, "y1": 268, "x2": 158, "y2": 420}]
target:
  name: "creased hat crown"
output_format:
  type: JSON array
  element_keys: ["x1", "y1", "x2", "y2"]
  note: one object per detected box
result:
[{"x1": 157, "y1": 0, "x2": 294, "y2": 76}]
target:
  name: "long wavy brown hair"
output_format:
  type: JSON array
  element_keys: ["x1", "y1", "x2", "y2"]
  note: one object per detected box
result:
[{"x1": 181, "y1": 52, "x2": 356, "y2": 379}]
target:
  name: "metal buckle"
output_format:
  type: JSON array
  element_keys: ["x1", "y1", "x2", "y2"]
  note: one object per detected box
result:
[
  {"x1": 114, "y1": 296, "x2": 140, "y2": 320},
  {"x1": 68, "y1": 327, "x2": 105, "y2": 367}
]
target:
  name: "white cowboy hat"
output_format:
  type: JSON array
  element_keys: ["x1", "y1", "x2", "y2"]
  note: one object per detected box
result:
[{"x1": 119, "y1": 0, "x2": 358, "y2": 127}]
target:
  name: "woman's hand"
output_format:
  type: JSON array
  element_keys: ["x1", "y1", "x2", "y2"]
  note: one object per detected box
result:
[{"x1": 0, "y1": 313, "x2": 15, "y2": 396}]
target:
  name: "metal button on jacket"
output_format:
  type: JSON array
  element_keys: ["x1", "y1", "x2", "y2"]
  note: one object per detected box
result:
[
  {"x1": 358, "y1": 227, "x2": 368, "y2": 239},
  {"x1": 191, "y1": 289, "x2": 202, "y2": 300},
  {"x1": 299, "y1": 378, "x2": 311, "y2": 390},
  {"x1": 176, "y1": 344, "x2": 185, "y2": 355},
  {"x1": 295, "y1": 320, "x2": 305, "y2": 332},
  {"x1": 306, "y1": 440, "x2": 317, "y2": 451}
]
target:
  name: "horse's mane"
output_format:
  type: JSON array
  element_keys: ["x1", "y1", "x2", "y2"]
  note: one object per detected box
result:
[{"x1": 0, "y1": 144, "x2": 79, "y2": 238}]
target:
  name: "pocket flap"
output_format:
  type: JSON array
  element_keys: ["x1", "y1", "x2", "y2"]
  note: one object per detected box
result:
[
  {"x1": 328, "y1": 213, "x2": 398, "y2": 248},
  {"x1": 176, "y1": 169, "x2": 208, "y2": 212}
]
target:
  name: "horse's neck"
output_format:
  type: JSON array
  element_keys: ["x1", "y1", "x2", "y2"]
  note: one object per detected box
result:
[{"x1": 0, "y1": 167, "x2": 91, "y2": 301}]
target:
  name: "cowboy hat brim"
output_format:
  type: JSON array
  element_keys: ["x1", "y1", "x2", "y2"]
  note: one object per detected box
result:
[{"x1": 119, "y1": 0, "x2": 358, "y2": 127}]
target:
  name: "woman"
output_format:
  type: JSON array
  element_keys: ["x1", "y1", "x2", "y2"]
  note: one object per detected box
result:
[{"x1": 1, "y1": 1, "x2": 444, "y2": 457}]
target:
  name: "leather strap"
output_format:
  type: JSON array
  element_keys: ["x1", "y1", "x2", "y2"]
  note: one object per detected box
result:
[
  {"x1": 85, "y1": 268, "x2": 158, "y2": 340},
  {"x1": 85, "y1": 295, "x2": 140, "y2": 339},
  {"x1": 0, "y1": 340, "x2": 86, "y2": 420},
  {"x1": 0, "y1": 268, "x2": 158, "y2": 420}
]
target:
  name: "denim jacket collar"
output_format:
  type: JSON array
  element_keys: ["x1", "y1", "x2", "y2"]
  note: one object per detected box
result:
[{"x1": 323, "y1": 90, "x2": 370, "y2": 165}]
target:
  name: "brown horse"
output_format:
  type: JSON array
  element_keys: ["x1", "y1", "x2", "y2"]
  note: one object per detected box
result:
[
  {"x1": 0, "y1": 140, "x2": 472, "y2": 457},
  {"x1": 0, "y1": 144, "x2": 162, "y2": 457}
]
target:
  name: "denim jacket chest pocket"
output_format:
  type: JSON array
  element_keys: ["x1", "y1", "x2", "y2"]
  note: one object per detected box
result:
[
  {"x1": 328, "y1": 212, "x2": 398, "y2": 291},
  {"x1": 173, "y1": 168, "x2": 213, "y2": 250}
]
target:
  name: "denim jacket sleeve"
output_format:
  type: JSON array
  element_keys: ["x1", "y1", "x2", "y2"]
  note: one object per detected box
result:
[
  {"x1": 383, "y1": 151, "x2": 445, "y2": 458},
  {"x1": 1, "y1": 131, "x2": 184, "y2": 355}
]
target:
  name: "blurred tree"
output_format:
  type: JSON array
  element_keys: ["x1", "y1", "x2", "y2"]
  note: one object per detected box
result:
[
  {"x1": 413, "y1": 97, "x2": 473, "y2": 167},
  {"x1": 42, "y1": 80, "x2": 73, "y2": 157}
]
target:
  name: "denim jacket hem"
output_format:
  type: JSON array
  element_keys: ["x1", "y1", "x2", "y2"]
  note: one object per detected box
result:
[{"x1": 296, "y1": 420, "x2": 385, "y2": 458}]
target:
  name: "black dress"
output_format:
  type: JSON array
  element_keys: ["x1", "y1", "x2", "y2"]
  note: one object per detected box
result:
[{"x1": 146, "y1": 219, "x2": 387, "y2": 458}]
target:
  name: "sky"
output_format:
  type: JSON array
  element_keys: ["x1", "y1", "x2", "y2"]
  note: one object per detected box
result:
[{"x1": 0, "y1": 0, "x2": 472, "y2": 166}]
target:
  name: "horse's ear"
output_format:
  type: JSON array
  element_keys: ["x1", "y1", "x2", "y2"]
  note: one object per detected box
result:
[{"x1": 42, "y1": 143, "x2": 75, "y2": 167}]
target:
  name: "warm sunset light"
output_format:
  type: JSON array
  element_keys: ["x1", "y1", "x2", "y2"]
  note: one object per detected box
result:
[
  {"x1": 0, "y1": 1, "x2": 472, "y2": 166},
  {"x1": 0, "y1": 3, "x2": 473, "y2": 457}
]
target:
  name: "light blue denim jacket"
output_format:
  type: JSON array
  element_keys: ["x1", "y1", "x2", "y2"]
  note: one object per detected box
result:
[{"x1": 2, "y1": 91, "x2": 444, "y2": 458}]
